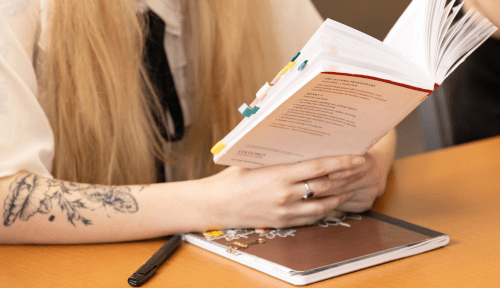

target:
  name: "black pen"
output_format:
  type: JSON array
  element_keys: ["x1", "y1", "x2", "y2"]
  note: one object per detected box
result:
[{"x1": 128, "y1": 234, "x2": 182, "y2": 287}]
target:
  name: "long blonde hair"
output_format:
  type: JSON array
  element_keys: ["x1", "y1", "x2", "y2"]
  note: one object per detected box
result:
[{"x1": 42, "y1": 0, "x2": 281, "y2": 185}]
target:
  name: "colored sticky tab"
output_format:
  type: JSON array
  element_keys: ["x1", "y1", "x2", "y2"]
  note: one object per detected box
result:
[
  {"x1": 256, "y1": 83, "x2": 272, "y2": 100},
  {"x1": 256, "y1": 82, "x2": 270, "y2": 99},
  {"x1": 249, "y1": 98, "x2": 260, "y2": 109},
  {"x1": 251, "y1": 106, "x2": 260, "y2": 114},
  {"x1": 291, "y1": 52, "x2": 301, "y2": 62},
  {"x1": 279, "y1": 61, "x2": 297, "y2": 76},
  {"x1": 298, "y1": 60, "x2": 308, "y2": 71},
  {"x1": 282, "y1": 61, "x2": 296, "y2": 74},
  {"x1": 242, "y1": 107, "x2": 253, "y2": 117},
  {"x1": 204, "y1": 230, "x2": 224, "y2": 237},
  {"x1": 211, "y1": 140, "x2": 226, "y2": 155},
  {"x1": 238, "y1": 103, "x2": 249, "y2": 114},
  {"x1": 271, "y1": 74, "x2": 281, "y2": 85}
]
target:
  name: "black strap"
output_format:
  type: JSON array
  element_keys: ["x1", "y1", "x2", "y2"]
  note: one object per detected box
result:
[
  {"x1": 144, "y1": 10, "x2": 185, "y2": 182},
  {"x1": 144, "y1": 9, "x2": 185, "y2": 141}
]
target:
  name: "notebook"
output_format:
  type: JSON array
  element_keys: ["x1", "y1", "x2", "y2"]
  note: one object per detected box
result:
[{"x1": 183, "y1": 211, "x2": 449, "y2": 286}]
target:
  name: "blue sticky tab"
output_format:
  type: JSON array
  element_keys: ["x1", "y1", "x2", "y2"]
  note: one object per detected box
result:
[
  {"x1": 242, "y1": 108, "x2": 253, "y2": 117},
  {"x1": 298, "y1": 60, "x2": 308, "y2": 71},
  {"x1": 251, "y1": 106, "x2": 260, "y2": 114}
]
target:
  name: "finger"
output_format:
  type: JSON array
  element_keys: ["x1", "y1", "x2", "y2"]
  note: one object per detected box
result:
[
  {"x1": 280, "y1": 155, "x2": 365, "y2": 182},
  {"x1": 324, "y1": 174, "x2": 373, "y2": 197},
  {"x1": 335, "y1": 194, "x2": 376, "y2": 213},
  {"x1": 339, "y1": 169, "x2": 380, "y2": 193},
  {"x1": 302, "y1": 172, "x2": 366, "y2": 198},
  {"x1": 325, "y1": 163, "x2": 383, "y2": 196},
  {"x1": 283, "y1": 214, "x2": 327, "y2": 228},
  {"x1": 290, "y1": 191, "x2": 356, "y2": 218},
  {"x1": 328, "y1": 155, "x2": 374, "y2": 180}
]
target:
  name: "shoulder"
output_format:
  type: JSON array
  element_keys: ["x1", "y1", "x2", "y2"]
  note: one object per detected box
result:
[
  {"x1": 0, "y1": 0, "x2": 41, "y2": 92},
  {"x1": 0, "y1": 0, "x2": 41, "y2": 29},
  {"x1": 268, "y1": 0, "x2": 323, "y2": 63},
  {"x1": 0, "y1": 0, "x2": 41, "y2": 53},
  {"x1": 0, "y1": 1, "x2": 54, "y2": 180}
]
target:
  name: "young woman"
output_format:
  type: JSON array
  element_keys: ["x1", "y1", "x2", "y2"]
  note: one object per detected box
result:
[{"x1": 0, "y1": 0, "x2": 396, "y2": 244}]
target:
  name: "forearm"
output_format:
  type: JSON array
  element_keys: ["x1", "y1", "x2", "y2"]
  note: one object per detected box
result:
[
  {"x1": 368, "y1": 129, "x2": 397, "y2": 176},
  {"x1": 1, "y1": 172, "x2": 210, "y2": 244}
]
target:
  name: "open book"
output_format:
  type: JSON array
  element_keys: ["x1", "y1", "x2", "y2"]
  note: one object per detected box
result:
[
  {"x1": 184, "y1": 211, "x2": 450, "y2": 286},
  {"x1": 210, "y1": 0, "x2": 497, "y2": 168}
]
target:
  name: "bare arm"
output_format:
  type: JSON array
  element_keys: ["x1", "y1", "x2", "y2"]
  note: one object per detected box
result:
[
  {"x1": 1, "y1": 153, "x2": 370, "y2": 244},
  {"x1": 0, "y1": 172, "x2": 209, "y2": 244}
]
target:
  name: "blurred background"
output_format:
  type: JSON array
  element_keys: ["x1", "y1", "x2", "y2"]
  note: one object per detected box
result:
[{"x1": 311, "y1": 0, "x2": 425, "y2": 159}]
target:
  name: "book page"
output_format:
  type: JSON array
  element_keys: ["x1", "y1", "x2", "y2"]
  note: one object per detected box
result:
[
  {"x1": 436, "y1": 11, "x2": 497, "y2": 81},
  {"x1": 215, "y1": 72, "x2": 431, "y2": 168},
  {"x1": 383, "y1": 0, "x2": 430, "y2": 77}
]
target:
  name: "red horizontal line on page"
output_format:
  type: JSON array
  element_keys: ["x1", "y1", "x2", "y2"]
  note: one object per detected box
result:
[{"x1": 321, "y1": 71, "x2": 435, "y2": 94}]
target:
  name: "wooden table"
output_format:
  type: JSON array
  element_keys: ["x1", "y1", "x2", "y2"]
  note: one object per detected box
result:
[{"x1": 2, "y1": 136, "x2": 500, "y2": 287}]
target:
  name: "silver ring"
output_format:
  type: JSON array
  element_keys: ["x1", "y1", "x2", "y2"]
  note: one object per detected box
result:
[{"x1": 303, "y1": 181, "x2": 314, "y2": 199}]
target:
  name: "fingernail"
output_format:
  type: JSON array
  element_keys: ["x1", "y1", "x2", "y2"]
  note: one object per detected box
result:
[{"x1": 352, "y1": 157, "x2": 365, "y2": 166}]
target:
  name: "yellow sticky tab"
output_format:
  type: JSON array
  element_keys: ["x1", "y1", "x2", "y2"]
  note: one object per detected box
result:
[
  {"x1": 204, "y1": 230, "x2": 224, "y2": 237},
  {"x1": 211, "y1": 140, "x2": 226, "y2": 155},
  {"x1": 281, "y1": 61, "x2": 297, "y2": 75}
]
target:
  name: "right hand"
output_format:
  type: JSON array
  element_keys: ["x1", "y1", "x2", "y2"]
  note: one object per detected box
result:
[{"x1": 200, "y1": 155, "x2": 366, "y2": 230}]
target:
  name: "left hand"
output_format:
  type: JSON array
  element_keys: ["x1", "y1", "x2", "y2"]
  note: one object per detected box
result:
[
  {"x1": 326, "y1": 152, "x2": 388, "y2": 212},
  {"x1": 301, "y1": 130, "x2": 395, "y2": 213}
]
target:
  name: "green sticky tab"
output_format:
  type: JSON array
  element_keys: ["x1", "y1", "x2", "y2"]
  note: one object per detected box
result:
[
  {"x1": 242, "y1": 108, "x2": 253, "y2": 117},
  {"x1": 298, "y1": 60, "x2": 308, "y2": 71},
  {"x1": 251, "y1": 106, "x2": 260, "y2": 114},
  {"x1": 291, "y1": 52, "x2": 301, "y2": 62}
]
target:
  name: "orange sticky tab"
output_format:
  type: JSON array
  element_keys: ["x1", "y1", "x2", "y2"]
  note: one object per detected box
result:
[
  {"x1": 249, "y1": 97, "x2": 260, "y2": 109},
  {"x1": 271, "y1": 74, "x2": 281, "y2": 85},
  {"x1": 211, "y1": 141, "x2": 226, "y2": 155}
]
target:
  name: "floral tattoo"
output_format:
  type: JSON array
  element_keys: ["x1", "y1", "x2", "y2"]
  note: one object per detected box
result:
[{"x1": 3, "y1": 174, "x2": 139, "y2": 227}]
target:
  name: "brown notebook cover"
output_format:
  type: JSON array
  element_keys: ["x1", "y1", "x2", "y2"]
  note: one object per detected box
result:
[{"x1": 184, "y1": 211, "x2": 449, "y2": 286}]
